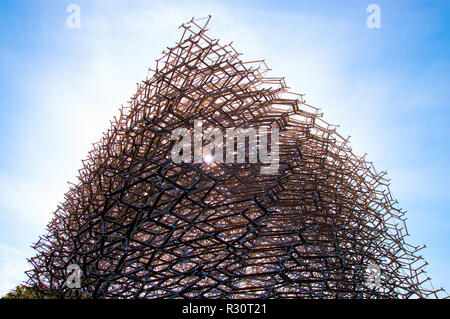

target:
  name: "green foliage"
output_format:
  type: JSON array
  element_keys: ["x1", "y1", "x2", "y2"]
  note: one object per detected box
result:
[
  {"x1": 2, "y1": 284, "x2": 89, "y2": 299},
  {"x1": 2, "y1": 284, "x2": 53, "y2": 299}
]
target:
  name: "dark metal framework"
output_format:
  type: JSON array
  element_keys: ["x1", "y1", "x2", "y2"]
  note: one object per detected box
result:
[{"x1": 26, "y1": 17, "x2": 445, "y2": 298}]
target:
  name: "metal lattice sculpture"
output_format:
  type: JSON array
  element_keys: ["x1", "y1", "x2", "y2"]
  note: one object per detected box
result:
[{"x1": 26, "y1": 17, "x2": 445, "y2": 299}]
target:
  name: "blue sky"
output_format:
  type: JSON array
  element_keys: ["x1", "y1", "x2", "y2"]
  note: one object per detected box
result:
[{"x1": 0, "y1": 0, "x2": 449, "y2": 296}]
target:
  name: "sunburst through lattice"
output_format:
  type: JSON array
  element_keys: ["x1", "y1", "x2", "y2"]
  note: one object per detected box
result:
[{"x1": 26, "y1": 16, "x2": 444, "y2": 299}]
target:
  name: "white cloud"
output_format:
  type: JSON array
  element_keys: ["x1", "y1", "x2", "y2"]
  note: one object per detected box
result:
[{"x1": 0, "y1": 244, "x2": 30, "y2": 296}]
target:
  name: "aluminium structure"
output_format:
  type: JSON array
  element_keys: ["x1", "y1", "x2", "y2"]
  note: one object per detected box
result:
[{"x1": 26, "y1": 16, "x2": 445, "y2": 299}]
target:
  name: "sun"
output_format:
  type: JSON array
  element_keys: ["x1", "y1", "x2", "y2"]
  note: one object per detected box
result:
[{"x1": 203, "y1": 154, "x2": 213, "y2": 164}]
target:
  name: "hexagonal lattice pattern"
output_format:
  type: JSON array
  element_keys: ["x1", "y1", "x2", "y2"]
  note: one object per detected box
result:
[{"x1": 26, "y1": 17, "x2": 444, "y2": 299}]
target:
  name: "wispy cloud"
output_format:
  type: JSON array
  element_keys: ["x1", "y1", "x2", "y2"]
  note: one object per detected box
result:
[{"x1": 0, "y1": 244, "x2": 30, "y2": 295}]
